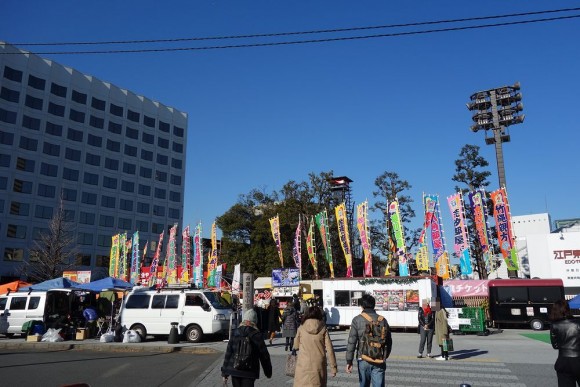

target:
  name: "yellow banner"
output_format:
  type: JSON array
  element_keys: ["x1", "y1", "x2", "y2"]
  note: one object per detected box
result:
[
  {"x1": 335, "y1": 203, "x2": 353, "y2": 277},
  {"x1": 435, "y1": 251, "x2": 451, "y2": 279},
  {"x1": 269, "y1": 215, "x2": 284, "y2": 267}
]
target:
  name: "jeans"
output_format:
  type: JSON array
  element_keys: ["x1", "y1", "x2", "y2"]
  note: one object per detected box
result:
[
  {"x1": 418, "y1": 326, "x2": 434, "y2": 355},
  {"x1": 357, "y1": 359, "x2": 386, "y2": 387}
]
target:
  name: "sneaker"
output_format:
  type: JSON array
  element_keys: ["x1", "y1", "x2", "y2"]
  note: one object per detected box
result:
[
  {"x1": 435, "y1": 356, "x2": 448, "y2": 361},
  {"x1": 417, "y1": 354, "x2": 423, "y2": 358},
  {"x1": 427, "y1": 353, "x2": 433, "y2": 358}
]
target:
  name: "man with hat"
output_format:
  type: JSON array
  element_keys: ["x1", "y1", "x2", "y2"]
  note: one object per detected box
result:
[
  {"x1": 222, "y1": 308, "x2": 273, "y2": 386},
  {"x1": 417, "y1": 298, "x2": 435, "y2": 358}
]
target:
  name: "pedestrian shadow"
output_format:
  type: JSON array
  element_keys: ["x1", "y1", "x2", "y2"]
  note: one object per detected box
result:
[{"x1": 450, "y1": 349, "x2": 489, "y2": 360}]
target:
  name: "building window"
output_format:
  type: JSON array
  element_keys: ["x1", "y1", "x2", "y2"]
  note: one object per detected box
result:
[
  {"x1": 124, "y1": 144, "x2": 137, "y2": 157},
  {"x1": 37, "y1": 184, "x2": 56, "y2": 198},
  {"x1": 71, "y1": 90, "x2": 87, "y2": 105},
  {"x1": 154, "y1": 188, "x2": 166, "y2": 199},
  {"x1": 13, "y1": 179, "x2": 32, "y2": 194},
  {"x1": 156, "y1": 154, "x2": 168, "y2": 165},
  {"x1": 143, "y1": 115, "x2": 155, "y2": 127},
  {"x1": 142, "y1": 132, "x2": 154, "y2": 144},
  {"x1": 172, "y1": 142, "x2": 183, "y2": 153},
  {"x1": 141, "y1": 149, "x2": 153, "y2": 161},
  {"x1": 3, "y1": 66, "x2": 23, "y2": 82},
  {"x1": 0, "y1": 176, "x2": 5, "y2": 189},
  {"x1": 136, "y1": 220, "x2": 149, "y2": 232},
  {"x1": 137, "y1": 202, "x2": 150, "y2": 214},
  {"x1": 83, "y1": 172, "x2": 99, "y2": 185},
  {"x1": 121, "y1": 181, "x2": 134, "y2": 193},
  {"x1": 110, "y1": 103, "x2": 123, "y2": 117},
  {"x1": 25, "y1": 95, "x2": 43, "y2": 110},
  {"x1": 170, "y1": 174, "x2": 182, "y2": 186},
  {"x1": 42, "y1": 142, "x2": 60, "y2": 157},
  {"x1": 157, "y1": 137, "x2": 169, "y2": 149},
  {"x1": 64, "y1": 209, "x2": 75, "y2": 222},
  {"x1": 10, "y1": 202, "x2": 30, "y2": 216},
  {"x1": 22, "y1": 115, "x2": 41, "y2": 131},
  {"x1": 87, "y1": 133, "x2": 102, "y2": 147},
  {"x1": 101, "y1": 195, "x2": 116, "y2": 208},
  {"x1": 106, "y1": 139, "x2": 120, "y2": 152},
  {"x1": 50, "y1": 83, "x2": 67, "y2": 98},
  {"x1": 153, "y1": 205, "x2": 165, "y2": 216},
  {"x1": 103, "y1": 176, "x2": 117, "y2": 189},
  {"x1": 85, "y1": 153, "x2": 101, "y2": 166},
  {"x1": 127, "y1": 109, "x2": 140, "y2": 123},
  {"x1": 78, "y1": 232, "x2": 93, "y2": 246},
  {"x1": 47, "y1": 102, "x2": 65, "y2": 117},
  {"x1": 170, "y1": 191, "x2": 181, "y2": 202},
  {"x1": 171, "y1": 158, "x2": 183, "y2": 169},
  {"x1": 139, "y1": 167, "x2": 152, "y2": 179},
  {"x1": 169, "y1": 208, "x2": 180, "y2": 219},
  {"x1": 63, "y1": 167, "x2": 79, "y2": 181},
  {"x1": 91, "y1": 97, "x2": 105, "y2": 110},
  {"x1": 174, "y1": 126, "x2": 184, "y2": 137},
  {"x1": 62, "y1": 188, "x2": 77, "y2": 202},
  {"x1": 99, "y1": 214, "x2": 115, "y2": 227},
  {"x1": 126, "y1": 126, "x2": 138, "y2": 139},
  {"x1": 28, "y1": 74, "x2": 46, "y2": 90},
  {"x1": 81, "y1": 192, "x2": 97, "y2": 205},
  {"x1": 65, "y1": 147, "x2": 81, "y2": 161},
  {"x1": 32, "y1": 227, "x2": 48, "y2": 240},
  {"x1": 79, "y1": 211, "x2": 95, "y2": 225},
  {"x1": 122, "y1": 162, "x2": 136, "y2": 175},
  {"x1": 1, "y1": 87, "x2": 20, "y2": 103},
  {"x1": 138, "y1": 184, "x2": 151, "y2": 196},
  {"x1": 152, "y1": 223, "x2": 164, "y2": 234},
  {"x1": 0, "y1": 154, "x2": 10, "y2": 167},
  {"x1": 89, "y1": 115, "x2": 104, "y2": 129},
  {"x1": 6, "y1": 224, "x2": 27, "y2": 239},
  {"x1": 96, "y1": 255, "x2": 110, "y2": 268},
  {"x1": 0, "y1": 131, "x2": 14, "y2": 145},
  {"x1": 46, "y1": 122, "x2": 63, "y2": 137},
  {"x1": 119, "y1": 198, "x2": 133, "y2": 211},
  {"x1": 155, "y1": 171, "x2": 167, "y2": 182},
  {"x1": 0, "y1": 108, "x2": 17, "y2": 124},
  {"x1": 159, "y1": 121, "x2": 170, "y2": 133},
  {"x1": 4, "y1": 248, "x2": 24, "y2": 262},
  {"x1": 104, "y1": 158, "x2": 119, "y2": 171},
  {"x1": 69, "y1": 109, "x2": 85, "y2": 123},
  {"x1": 40, "y1": 162, "x2": 58, "y2": 177},
  {"x1": 97, "y1": 235, "x2": 112, "y2": 247},
  {"x1": 118, "y1": 218, "x2": 132, "y2": 230},
  {"x1": 108, "y1": 121, "x2": 122, "y2": 134},
  {"x1": 75, "y1": 254, "x2": 91, "y2": 266},
  {"x1": 35, "y1": 205, "x2": 53, "y2": 219}
]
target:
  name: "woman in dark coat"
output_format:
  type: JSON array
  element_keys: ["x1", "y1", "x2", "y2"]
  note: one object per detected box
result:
[
  {"x1": 282, "y1": 303, "x2": 299, "y2": 351},
  {"x1": 267, "y1": 299, "x2": 281, "y2": 345},
  {"x1": 549, "y1": 299, "x2": 580, "y2": 386}
]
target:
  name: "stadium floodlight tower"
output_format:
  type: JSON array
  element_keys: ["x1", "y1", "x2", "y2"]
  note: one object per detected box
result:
[{"x1": 466, "y1": 82, "x2": 524, "y2": 189}]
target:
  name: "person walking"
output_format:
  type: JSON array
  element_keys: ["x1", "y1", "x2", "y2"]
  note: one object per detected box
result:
[
  {"x1": 267, "y1": 299, "x2": 282, "y2": 345},
  {"x1": 434, "y1": 303, "x2": 450, "y2": 361},
  {"x1": 417, "y1": 298, "x2": 435, "y2": 358},
  {"x1": 293, "y1": 306, "x2": 337, "y2": 387},
  {"x1": 222, "y1": 309, "x2": 272, "y2": 387},
  {"x1": 282, "y1": 301, "x2": 299, "y2": 351},
  {"x1": 345, "y1": 294, "x2": 392, "y2": 387},
  {"x1": 549, "y1": 299, "x2": 580, "y2": 386}
]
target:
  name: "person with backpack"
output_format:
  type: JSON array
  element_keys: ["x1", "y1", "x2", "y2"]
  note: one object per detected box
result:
[
  {"x1": 222, "y1": 308, "x2": 272, "y2": 386},
  {"x1": 345, "y1": 294, "x2": 392, "y2": 387}
]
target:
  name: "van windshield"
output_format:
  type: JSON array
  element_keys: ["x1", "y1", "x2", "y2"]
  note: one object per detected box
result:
[{"x1": 203, "y1": 292, "x2": 230, "y2": 309}]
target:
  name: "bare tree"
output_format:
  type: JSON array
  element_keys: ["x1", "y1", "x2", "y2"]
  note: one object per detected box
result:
[{"x1": 24, "y1": 198, "x2": 77, "y2": 282}]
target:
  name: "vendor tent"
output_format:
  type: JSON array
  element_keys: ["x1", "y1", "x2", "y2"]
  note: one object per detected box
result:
[
  {"x1": 77, "y1": 277, "x2": 133, "y2": 292},
  {"x1": 20, "y1": 277, "x2": 80, "y2": 291},
  {"x1": 569, "y1": 294, "x2": 580, "y2": 309},
  {"x1": 0, "y1": 280, "x2": 31, "y2": 295}
]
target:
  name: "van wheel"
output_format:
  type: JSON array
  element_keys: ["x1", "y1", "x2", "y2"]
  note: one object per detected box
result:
[
  {"x1": 185, "y1": 325, "x2": 202, "y2": 343},
  {"x1": 530, "y1": 319, "x2": 544, "y2": 331},
  {"x1": 131, "y1": 324, "x2": 147, "y2": 340}
]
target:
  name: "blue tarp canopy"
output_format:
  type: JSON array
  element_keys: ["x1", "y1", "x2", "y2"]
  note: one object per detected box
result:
[
  {"x1": 76, "y1": 277, "x2": 133, "y2": 292},
  {"x1": 569, "y1": 294, "x2": 580, "y2": 309},
  {"x1": 20, "y1": 277, "x2": 80, "y2": 291}
]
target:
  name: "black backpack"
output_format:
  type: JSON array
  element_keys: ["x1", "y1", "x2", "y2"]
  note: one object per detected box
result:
[
  {"x1": 359, "y1": 312, "x2": 387, "y2": 364},
  {"x1": 233, "y1": 330, "x2": 258, "y2": 371}
]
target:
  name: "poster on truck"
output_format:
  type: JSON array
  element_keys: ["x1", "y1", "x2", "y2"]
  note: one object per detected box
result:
[{"x1": 372, "y1": 289, "x2": 420, "y2": 311}]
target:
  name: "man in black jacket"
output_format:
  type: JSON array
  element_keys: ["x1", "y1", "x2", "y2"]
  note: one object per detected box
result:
[
  {"x1": 222, "y1": 308, "x2": 272, "y2": 386},
  {"x1": 417, "y1": 298, "x2": 435, "y2": 358}
]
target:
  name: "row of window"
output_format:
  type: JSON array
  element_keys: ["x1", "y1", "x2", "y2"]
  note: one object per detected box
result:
[
  {"x1": 2, "y1": 66, "x2": 185, "y2": 136},
  {"x1": 3, "y1": 247, "x2": 110, "y2": 267}
]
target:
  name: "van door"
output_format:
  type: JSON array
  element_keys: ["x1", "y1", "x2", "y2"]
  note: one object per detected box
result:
[
  {"x1": 181, "y1": 292, "x2": 209, "y2": 334},
  {"x1": 158, "y1": 294, "x2": 181, "y2": 335},
  {"x1": 0, "y1": 297, "x2": 8, "y2": 334},
  {"x1": 5, "y1": 295, "x2": 29, "y2": 334}
]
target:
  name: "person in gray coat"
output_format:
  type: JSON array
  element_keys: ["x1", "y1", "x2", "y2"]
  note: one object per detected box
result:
[{"x1": 282, "y1": 303, "x2": 299, "y2": 351}]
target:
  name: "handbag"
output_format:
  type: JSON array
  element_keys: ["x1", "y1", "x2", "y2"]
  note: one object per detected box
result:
[
  {"x1": 442, "y1": 338, "x2": 454, "y2": 352},
  {"x1": 285, "y1": 352, "x2": 297, "y2": 377}
]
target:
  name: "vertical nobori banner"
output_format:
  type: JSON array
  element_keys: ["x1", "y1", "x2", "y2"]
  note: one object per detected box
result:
[
  {"x1": 315, "y1": 209, "x2": 334, "y2": 278},
  {"x1": 208, "y1": 221, "x2": 219, "y2": 287},
  {"x1": 335, "y1": 202, "x2": 353, "y2": 277},
  {"x1": 193, "y1": 222, "x2": 203, "y2": 288},
  {"x1": 180, "y1": 225, "x2": 191, "y2": 284},
  {"x1": 415, "y1": 193, "x2": 434, "y2": 272},
  {"x1": 424, "y1": 194, "x2": 446, "y2": 263},
  {"x1": 130, "y1": 231, "x2": 140, "y2": 284},
  {"x1": 292, "y1": 217, "x2": 302, "y2": 280},
  {"x1": 389, "y1": 200, "x2": 408, "y2": 276},
  {"x1": 109, "y1": 234, "x2": 119, "y2": 278},
  {"x1": 148, "y1": 231, "x2": 164, "y2": 287},
  {"x1": 118, "y1": 233, "x2": 127, "y2": 281},
  {"x1": 232, "y1": 263, "x2": 241, "y2": 294},
  {"x1": 436, "y1": 251, "x2": 451, "y2": 279},
  {"x1": 447, "y1": 193, "x2": 473, "y2": 275},
  {"x1": 468, "y1": 190, "x2": 494, "y2": 272},
  {"x1": 490, "y1": 187, "x2": 519, "y2": 271},
  {"x1": 356, "y1": 201, "x2": 372, "y2": 277},
  {"x1": 166, "y1": 224, "x2": 178, "y2": 284},
  {"x1": 306, "y1": 217, "x2": 318, "y2": 277},
  {"x1": 269, "y1": 215, "x2": 284, "y2": 267}
]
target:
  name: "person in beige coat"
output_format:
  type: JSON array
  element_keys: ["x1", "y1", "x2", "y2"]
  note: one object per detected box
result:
[
  {"x1": 434, "y1": 304, "x2": 450, "y2": 361},
  {"x1": 293, "y1": 306, "x2": 337, "y2": 386}
]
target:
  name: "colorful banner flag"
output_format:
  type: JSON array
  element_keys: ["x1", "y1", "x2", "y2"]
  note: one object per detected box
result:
[
  {"x1": 490, "y1": 187, "x2": 519, "y2": 270},
  {"x1": 148, "y1": 231, "x2": 164, "y2": 287},
  {"x1": 389, "y1": 200, "x2": 408, "y2": 276},
  {"x1": 109, "y1": 234, "x2": 119, "y2": 278},
  {"x1": 215, "y1": 265, "x2": 222, "y2": 291},
  {"x1": 130, "y1": 231, "x2": 140, "y2": 284},
  {"x1": 435, "y1": 251, "x2": 451, "y2": 279},
  {"x1": 232, "y1": 263, "x2": 241, "y2": 293},
  {"x1": 425, "y1": 194, "x2": 446, "y2": 263},
  {"x1": 292, "y1": 217, "x2": 302, "y2": 278},
  {"x1": 335, "y1": 203, "x2": 353, "y2": 277},
  {"x1": 415, "y1": 243, "x2": 429, "y2": 271},
  {"x1": 180, "y1": 225, "x2": 191, "y2": 284},
  {"x1": 118, "y1": 233, "x2": 127, "y2": 281},
  {"x1": 315, "y1": 209, "x2": 334, "y2": 278},
  {"x1": 193, "y1": 222, "x2": 203, "y2": 288},
  {"x1": 357, "y1": 201, "x2": 372, "y2": 277},
  {"x1": 468, "y1": 190, "x2": 494, "y2": 273},
  {"x1": 269, "y1": 215, "x2": 283, "y2": 267},
  {"x1": 306, "y1": 217, "x2": 318, "y2": 277},
  {"x1": 447, "y1": 193, "x2": 472, "y2": 275},
  {"x1": 165, "y1": 224, "x2": 178, "y2": 284}
]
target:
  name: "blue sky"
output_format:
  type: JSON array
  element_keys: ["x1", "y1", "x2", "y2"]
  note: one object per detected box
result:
[{"x1": 3, "y1": 1, "x2": 580, "y2": 241}]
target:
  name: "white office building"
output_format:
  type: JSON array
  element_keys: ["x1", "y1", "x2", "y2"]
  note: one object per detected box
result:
[{"x1": 0, "y1": 42, "x2": 187, "y2": 281}]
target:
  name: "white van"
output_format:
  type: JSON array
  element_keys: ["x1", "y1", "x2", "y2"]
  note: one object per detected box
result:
[
  {"x1": 0, "y1": 289, "x2": 74, "y2": 336},
  {"x1": 119, "y1": 287, "x2": 232, "y2": 342}
]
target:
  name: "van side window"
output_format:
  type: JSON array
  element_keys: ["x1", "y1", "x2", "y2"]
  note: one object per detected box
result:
[
  {"x1": 185, "y1": 294, "x2": 204, "y2": 307},
  {"x1": 28, "y1": 297, "x2": 41, "y2": 310},
  {"x1": 125, "y1": 294, "x2": 151, "y2": 309},
  {"x1": 0, "y1": 298, "x2": 6, "y2": 310},
  {"x1": 165, "y1": 295, "x2": 179, "y2": 309},
  {"x1": 10, "y1": 297, "x2": 27, "y2": 310},
  {"x1": 152, "y1": 295, "x2": 165, "y2": 309}
]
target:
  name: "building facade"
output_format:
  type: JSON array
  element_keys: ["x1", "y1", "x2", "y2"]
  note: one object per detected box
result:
[{"x1": 0, "y1": 42, "x2": 187, "y2": 281}]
